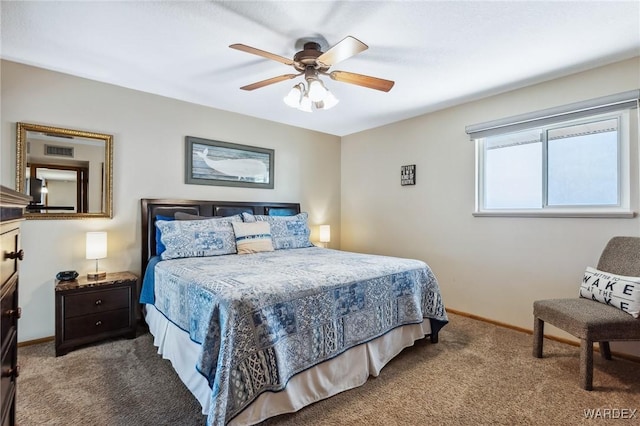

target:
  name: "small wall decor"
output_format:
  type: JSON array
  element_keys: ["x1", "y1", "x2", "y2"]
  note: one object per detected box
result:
[
  {"x1": 401, "y1": 164, "x2": 416, "y2": 186},
  {"x1": 185, "y1": 136, "x2": 274, "y2": 189}
]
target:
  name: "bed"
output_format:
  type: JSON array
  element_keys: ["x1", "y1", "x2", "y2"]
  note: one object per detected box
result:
[{"x1": 139, "y1": 198, "x2": 448, "y2": 425}]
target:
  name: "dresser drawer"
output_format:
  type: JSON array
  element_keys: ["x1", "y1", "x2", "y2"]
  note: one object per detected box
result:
[
  {"x1": 0, "y1": 227, "x2": 19, "y2": 287},
  {"x1": 63, "y1": 308, "x2": 132, "y2": 341},
  {"x1": 0, "y1": 277, "x2": 18, "y2": 353},
  {"x1": 0, "y1": 329, "x2": 17, "y2": 426},
  {"x1": 63, "y1": 286, "x2": 130, "y2": 318}
]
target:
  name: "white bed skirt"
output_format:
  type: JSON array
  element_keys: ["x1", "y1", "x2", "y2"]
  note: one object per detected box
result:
[{"x1": 145, "y1": 304, "x2": 432, "y2": 425}]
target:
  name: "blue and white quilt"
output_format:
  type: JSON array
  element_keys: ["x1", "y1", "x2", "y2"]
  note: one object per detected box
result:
[{"x1": 141, "y1": 246, "x2": 448, "y2": 425}]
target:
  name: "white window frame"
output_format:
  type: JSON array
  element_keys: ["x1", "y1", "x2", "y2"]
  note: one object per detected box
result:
[{"x1": 467, "y1": 90, "x2": 638, "y2": 218}]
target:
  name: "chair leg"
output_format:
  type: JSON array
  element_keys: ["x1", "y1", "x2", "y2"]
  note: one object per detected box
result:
[
  {"x1": 533, "y1": 317, "x2": 544, "y2": 358},
  {"x1": 599, "y1": 341, "x2": 612, "y2": 360},
  {"x1": 580, "y1": 338, "x2": 594, "y2": 391}
]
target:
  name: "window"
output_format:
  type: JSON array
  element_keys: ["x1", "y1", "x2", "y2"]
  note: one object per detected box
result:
[
  {"x1": 482, "y1": 115, "x2": 621, "y2": 210},
  {"x1": 467, "y1": 90, "x2": 638, "y2": 217}
]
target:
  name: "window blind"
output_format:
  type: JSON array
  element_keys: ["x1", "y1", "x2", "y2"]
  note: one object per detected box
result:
[{"x1": 465, "y1": 89, "x2": 639, "y2": 140}]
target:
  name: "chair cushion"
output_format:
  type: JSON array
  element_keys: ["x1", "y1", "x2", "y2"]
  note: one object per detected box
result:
[{"x1": 533, "y1": 298, "x2": 640, "y2": 341}]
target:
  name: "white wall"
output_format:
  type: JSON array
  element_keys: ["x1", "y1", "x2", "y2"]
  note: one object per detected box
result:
[
  {"x1": 341, "y1": 57, "x2": 640, "y2": 356},
  {"x1": 1, "y1": 60, "x2": 341, "y2": 342}
]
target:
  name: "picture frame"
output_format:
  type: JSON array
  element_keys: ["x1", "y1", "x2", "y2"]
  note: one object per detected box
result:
[
  {"x1": 185, "y1": 136, "x2": 274, "y2": 189},
  {"x1": 401, "y1": 164, "x2": 416, "y2": 186}
]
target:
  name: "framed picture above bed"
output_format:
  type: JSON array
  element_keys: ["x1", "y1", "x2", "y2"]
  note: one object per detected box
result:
[{"x1": 185, "y1": 136, "x2": 275, "y2": 189}]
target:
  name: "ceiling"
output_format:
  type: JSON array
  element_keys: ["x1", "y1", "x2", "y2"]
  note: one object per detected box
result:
[{"x1": 2, "y1": 1, "x2": 639, "y2": 137}]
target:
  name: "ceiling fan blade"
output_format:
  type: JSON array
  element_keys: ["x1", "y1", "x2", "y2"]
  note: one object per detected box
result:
[
  {"x1": 240, "y1": 74, "x2": 300, "y2": 91},
  {"x1": 317, "y1": 36, "x2": 368, "y2": 67},
  {"x1": 329, "y1": 70, "x2": 395, "y2": 92},
  {"x1": 229, "y1": 44, "x2": 294, "y2": 66}
]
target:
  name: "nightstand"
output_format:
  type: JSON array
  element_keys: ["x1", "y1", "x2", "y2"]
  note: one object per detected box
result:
[{"x1": 55, "y1": 271, "x2": 137, "y2": 356}]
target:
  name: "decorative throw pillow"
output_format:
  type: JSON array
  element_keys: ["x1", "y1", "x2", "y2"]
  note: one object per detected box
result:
[
  {"x1": 579, "y1": 267, "x2": 640, "y2": 318},
  {"x1": 232, "y1": 221, "x2": 274, "y2": 254},
  {"x1": 156, "y1": 215, "x2": 241, "y2": 260},
  {"x1": 241, "y1": 212, "x2": 313, "y2": 250}
]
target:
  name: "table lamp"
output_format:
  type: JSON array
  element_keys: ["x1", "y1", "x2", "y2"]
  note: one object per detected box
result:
[
  {"x1": 86, "y1": 231, "x2": 107, "y2": 279},
  {"x1": 319, "y1": 225, "x2": 331, "y2": 248}
]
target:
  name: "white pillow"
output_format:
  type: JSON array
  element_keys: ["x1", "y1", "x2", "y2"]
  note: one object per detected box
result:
[
  {"x1": 241, "y1": 212, "x2": 313, "y2": 250},
  {"x1": 232, "y1": 221, "x2": 274, "y2": 254},
  {"x1": 579, "y1": 267, "x2": 640, "y2": 318}
]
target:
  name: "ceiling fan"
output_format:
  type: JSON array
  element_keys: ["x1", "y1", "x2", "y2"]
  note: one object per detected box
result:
[{"x1": 229, "y1": 36, "x2": 394, "y2": 111}]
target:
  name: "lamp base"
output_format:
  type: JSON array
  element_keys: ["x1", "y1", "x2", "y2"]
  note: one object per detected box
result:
[{"x1": 87, "y1": 271, "x2": 107, "y2": 280}]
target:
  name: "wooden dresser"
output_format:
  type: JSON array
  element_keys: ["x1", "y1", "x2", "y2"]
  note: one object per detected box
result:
[{"x1": 0, "y1": 186, "x2": 29, "y2": 426}]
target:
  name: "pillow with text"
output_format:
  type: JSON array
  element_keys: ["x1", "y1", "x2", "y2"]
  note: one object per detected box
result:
[{"x1": 579, "y1": 267, "x2": 640, "y2": 318}]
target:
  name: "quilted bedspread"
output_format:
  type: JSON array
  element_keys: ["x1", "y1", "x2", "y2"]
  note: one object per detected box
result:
[{"x1": 142, "y1": 247, "x2": 448, "y2": 425}]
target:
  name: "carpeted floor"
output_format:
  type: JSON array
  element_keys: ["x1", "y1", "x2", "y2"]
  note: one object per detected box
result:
[{"x1": 17, "y1": 313, "x2": 640, "y2": 425}]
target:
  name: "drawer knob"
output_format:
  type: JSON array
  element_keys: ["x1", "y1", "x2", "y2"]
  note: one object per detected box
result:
[
  {"x1": 95, "y1": 299, "x2": 103, "y2": 305},
  {"x1": 2, "y1": 365, "x2": 20, "y2": 378},
  {"x1": 95, "y1": 320, "x2": 102, "y2": 326},
  {"x1": 5, "y1": 249, "x2": 24, "y2": 261},
  {"x1": 4, "y1": 307, "x2": 21, "y2": 319}
]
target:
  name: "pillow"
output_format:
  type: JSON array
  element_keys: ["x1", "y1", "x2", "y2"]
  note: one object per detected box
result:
[
  {"x1": 155, "y1": 215, "x2": 174, "y2": 256},
  {"x1": 157, "y1": 215, "x2": 241, "y2": 260},
  {"x1": 241, "y1": 212, "x2": 313, "y2": 250},
  {"x1": 579, "y1": 267, "x2": 640, "y2": 318},
  {"x1": 231, "y1": 222, "x2": 274, "y2": 254}
]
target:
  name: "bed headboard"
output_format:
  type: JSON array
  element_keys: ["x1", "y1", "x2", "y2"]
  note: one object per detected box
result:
[{"x1": 140, "y1": 198, "x2": 301, "y2": 273}]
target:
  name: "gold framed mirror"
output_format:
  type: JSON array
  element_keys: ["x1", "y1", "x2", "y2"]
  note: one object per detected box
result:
[{"x1": 16, "y1": 123, "x2": 113, "y2": 219}]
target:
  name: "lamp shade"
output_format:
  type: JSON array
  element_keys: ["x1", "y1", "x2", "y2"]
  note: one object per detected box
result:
[
  {"x1": 319, "y1": 91, "x2": 339, "y2": 110},
  {"x1": 308, "y1": 79, "x2": 327, "y2": 102},
  {"x1": 299, "y1": 94, "x2": 313, "y2": 112},
  {"x1": 319, "y1": 225, "x2": 331, "y2": 243},
  {"x1": 86, "y1": 232, "x2": 107, "y2": 260},
  {"x1": 283, "y1": 84, "x2": 303, "y2": 108}
]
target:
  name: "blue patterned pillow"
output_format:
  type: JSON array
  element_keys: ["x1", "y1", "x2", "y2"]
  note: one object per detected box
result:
[
  {"x1": 157, "y1": 215, "x2": 242, "y2": 260},
  {"x1": 241, "y1": 212, "x2": 313, "y2": 250}
]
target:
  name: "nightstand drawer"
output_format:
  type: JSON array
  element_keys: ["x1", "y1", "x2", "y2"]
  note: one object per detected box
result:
[
  {"x1": 63, "y1": 308, "x2": 131, "y2": 341},
  {"x1": 64, "y1": 287, "x2": 130, "y2": 318}
]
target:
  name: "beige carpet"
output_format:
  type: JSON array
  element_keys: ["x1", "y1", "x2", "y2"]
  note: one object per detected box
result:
[{"x1": 17, "y1": 313, "x2": 640, "y2": 425}]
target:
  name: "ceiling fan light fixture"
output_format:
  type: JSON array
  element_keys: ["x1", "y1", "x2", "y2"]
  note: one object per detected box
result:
[
  {"x1": 298, "y1": 94, "x2": 313, "y2": 112},
  {"x1": 283, "y1": 83, "x2": 304, "y2": 108},
  {"x1": 319, "y1": 90, "x2": 339, "y2": 110},
  {"x1": 285, "y1": 80, "x2": 338, "y2": 112},
  {"x1": 307, "y1": 78, "x2": 327, "y2": 102}
]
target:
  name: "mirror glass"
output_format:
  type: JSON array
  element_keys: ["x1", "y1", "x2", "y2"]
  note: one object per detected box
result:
[{"x1": 16, "y1": 123, "x2": 113, "y2": 219}]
